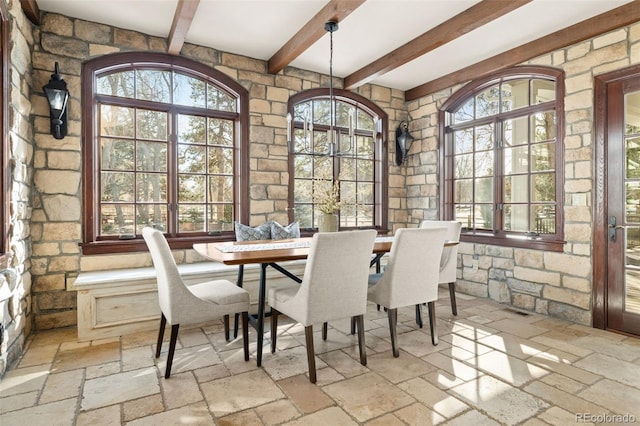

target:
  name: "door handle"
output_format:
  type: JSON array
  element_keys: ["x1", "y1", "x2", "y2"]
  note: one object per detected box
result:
[{"x1": 608, "y1": 216, "x2": 625, "y2": 242}]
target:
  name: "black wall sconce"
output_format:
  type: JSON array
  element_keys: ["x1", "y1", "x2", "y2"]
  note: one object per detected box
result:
[
  {"x1": 395, "y1": 120, "x2": 414, "y2": 166},
  {"x1": 42, "y1": 62, "x2": 69, "y2": 140}
]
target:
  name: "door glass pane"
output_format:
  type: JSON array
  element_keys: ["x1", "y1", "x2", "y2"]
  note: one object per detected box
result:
[
  {"x1": 625, "y1": 92, "x2": 640, "y2": 134},
  {"x1": 625, "y1": 181, "x2": 640, "y2": 222},
  {"x1": 625, "y1": 226, "x2": 640, "y2": 314},
  {"x1": 626, "y1": 138, "x2": 640, "y2": 178},
  {"x1": 625, "y1": 91, "x2": 640, "y2": 315}
]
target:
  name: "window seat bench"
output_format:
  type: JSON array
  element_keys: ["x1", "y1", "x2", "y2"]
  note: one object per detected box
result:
[{"x1": 74, "y1": 260, "x2": 307, "y2": 342}]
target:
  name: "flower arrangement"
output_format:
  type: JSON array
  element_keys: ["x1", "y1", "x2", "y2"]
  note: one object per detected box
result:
[{"x1": 312, "y1": 178, "x2": 345, "y2": 214}]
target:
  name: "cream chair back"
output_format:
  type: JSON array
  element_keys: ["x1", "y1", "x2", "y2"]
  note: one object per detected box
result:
[
  {"x1": 293, "y1": 229, "x2": 377, "y2": 326},
  {"x1": 419, "y1": 220, "x2": 461, "y2": 284},
  {"x1": 370, "y1": 227, "x2": 447, "y2": 309}
]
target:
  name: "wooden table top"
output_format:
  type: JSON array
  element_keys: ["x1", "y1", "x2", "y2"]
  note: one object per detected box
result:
[{"x1": 193, "y1": 236, "x2": 457, "y2": 266}]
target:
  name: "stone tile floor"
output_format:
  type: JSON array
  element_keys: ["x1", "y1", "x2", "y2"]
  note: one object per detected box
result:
[{"x1": 2, "y1": 290, "x2": 640, "y2": 425}]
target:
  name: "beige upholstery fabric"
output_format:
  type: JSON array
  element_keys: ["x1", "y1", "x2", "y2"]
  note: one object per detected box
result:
[
  {"x1": 419, "y1": 220, "x2": 462, "y2": 284},
  {"x1": 268, "y1": 230, "x2": 377, "y2": 326},
  {"x1": 142, "y1": 227, "x2": 250, "y2": 326},
  {"x1": 368, "y1": 227, "x2": 447, "y2": 309}
]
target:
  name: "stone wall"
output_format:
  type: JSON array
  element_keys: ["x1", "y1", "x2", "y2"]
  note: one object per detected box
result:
[
  {"x1": 28, "y1": 13, "x2": 406, "y2": 331},
  {"x1": 0, "y1": 0, "x2": 35, "y2": 376},
  {"x1": 405, "y1": 23, "x2": 640, "y2": 325}
]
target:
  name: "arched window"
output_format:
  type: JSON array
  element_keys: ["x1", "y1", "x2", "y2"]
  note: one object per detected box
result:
[
  {"x1": 81, "y1": 53, "x2": 249, "y2": 254},
  {"x1": 287, "y1": 89, "x2": 388, "y2": 231},
  {"x1": 440, "y1": 66, "x2": 565, "y2": 251}
]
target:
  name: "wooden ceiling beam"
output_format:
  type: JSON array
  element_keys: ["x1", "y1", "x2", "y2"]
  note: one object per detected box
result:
[
  {"x1": 344, "y1": 0, "x2": 532, "y2": 90},
  {"x1": 268, "y1": 0, "x2": 365, "y2": 75},
  {"x1": 167, "y1": 0, "x2": 200, "y2": 55},
  {"x1": 406, "y1": 1, "x2": 640, "y2": 101},
  {"x1": 20, "y1": 0, "x2": 40, "y2": 25}
]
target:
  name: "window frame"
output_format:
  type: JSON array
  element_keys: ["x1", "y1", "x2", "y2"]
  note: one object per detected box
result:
[
  {"x1": 439, "y1": 66, "x2": 565, "y2": 251},
  {"x1": 287, "y1": 88, "x2": 388, "y2": 233},
  {"x1": 0, "y1": 1, "x2": 9, "y2": 269},
  {"x1": 81, "y1": 52, "x2": 249, "y2": 254}
]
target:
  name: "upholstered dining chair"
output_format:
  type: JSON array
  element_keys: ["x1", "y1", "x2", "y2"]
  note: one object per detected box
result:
[
  {"x1": 368, "y1": 227, "x2": 447, "y2": 357},
  {"x1": 142, "y1": 227, "x2": 251, "y2": 378},
  {"x1": 418, "y1": 220, "x2": 462, "y2": 318},
  {"x1": 268, "y1": 229, "x2": 377, "y2": 383}
]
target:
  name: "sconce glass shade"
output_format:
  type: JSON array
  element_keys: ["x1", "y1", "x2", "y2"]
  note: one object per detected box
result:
[
  {"x1": 395, "y1": 121, "x2": 414, "y2": 166},
  {"x1": 42, "y1": 62, "x2": 69, "y2": 140}
]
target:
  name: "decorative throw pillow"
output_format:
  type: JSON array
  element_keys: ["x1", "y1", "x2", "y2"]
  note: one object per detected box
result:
[
  {"x1": 234, "y1": 221, "x2": 271, "y2": 241},
  {"x1": 270, "y1": 221, "x2": 300, "y2": 240}
]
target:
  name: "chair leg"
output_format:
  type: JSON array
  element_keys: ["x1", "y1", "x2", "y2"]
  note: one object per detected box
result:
[
  {"x1": 387, "y1": 308, "x2": 399, "y2": 358},
  {"x1": 156, "y1": 313, "x2": 167, "y2": 358},
  {"x1": 165, "y1": 324, "x2": 180, "y2": 379},
  {"x1": 233, "y1": 265, "x2": 245, "y2": 338},
  {"x1": 448, "y1": 282, "x2": 458, "y2": 316},
  {"x1": 242, "y1": 311, "x2": 249, "y2": 361},
  {"x1": 356, "y1": 314, "x2": 367, "y2": 366},
  {"x1": 224, "y1": 314, "x2": 230, "y2": 341},
  {"x1": 415, "y1": 304, "x2": 423, "y2": 328},
  {"x1": 270, "y1": 308, "x2": 279, "y2": 353},
  {"x1": 350, "y1": 316, "x2": 356, "y2": 335},
  {"x1": 322, "y1": 322, "x2": 328, "y2": 341},
  {"x1": 427, "y1": 301, "x2": 438, "y2": 346},
  {"x1": 304, "y1": 325, "x2": 316, "y2": 383}
]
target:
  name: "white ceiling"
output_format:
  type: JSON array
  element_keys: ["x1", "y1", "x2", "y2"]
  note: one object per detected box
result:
[{"x1": 35, "y1": 0, "x2": 633, "y2": 91}]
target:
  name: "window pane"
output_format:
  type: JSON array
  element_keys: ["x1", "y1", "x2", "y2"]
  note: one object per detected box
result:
[
  {"x1": 357, "y1": 110, "x2": 373, "y2": 130},
  {"x1": 336, "y1": 102, "x2": 354, "y2": 127},
  {"x1": 208, "y1": 119, "x2": 233, "y2": 146},
  {"x1": 178, "y1": 114, "x2": 206, "y2": 144},
  {"x1": 475, "y1": 177, "x2": 493, "y2": 203},
  {"x1": 357, "y1": 136, "x2": 374, "y2": 158},
  {"x1": 627, "y1": 182, "x2": 640, "y2": 220},
  {"x1": 476, "y1": 85, "x2": 499, "y2": 118},
  {"x1": 475, "y1": 124, "x2": 494, "y2": 151},
  {"x1": 208, "y1": 147, "x2": 233, "y2": 174},
  {"x1": 208, "y1": 204, "x2": 233, "y2": 231},
  {"x1": 208, "y1": 176, "x2": 233, "y2": 203},
  {"x1": 475, "y1": 151, "x2": 494, "y2": 177},
  {"x1": 178, "y1": 205, "x2": 205, "y2": 232},
  {"x1": 504, "y1": 145, "x2": 529, "y2": 175},
  {"x1": 501, "y1": 79, "x2": 529, "y2": 112},
  {"x1": 356, "y1": 182, "x2": 374, "y2": 204},
  {"x1": 532, "y1": 142, "x2": 555, "y2": 172},
  {"x1": 137, "y1": 173, "x2": 167, "y2": 202},
  {"x1": 533, "y1": 205, "x2": 555, "y2": 234},
  {"x1": 340, "y1": 158, "x2": 356, "y2": 180},
  {"x1": 532, "y1": 79, "x2": 555, "y2": 104},
  {"x1": 313, "y1": 130, "x2": 330, "y2": 154},
  {"x1": 100, "y1": 105, "x2": 134, "y2": 137},
  {"x1": 627, "y1": 138, "x2": 640, "y2": 178},
  {"x1": 136, "y1": 69, "x2": 171, "y2": 103},
  {"x1": 207, "y1": 84, "x2": 236, "y2": 112},
  {"x1": 137, "y1": 110, "x2": 167, "y2": 140},
  {"x1": 294, "y1": 179, "x2": 312, "y2": 203},
  {"x1": 533, "y1": 111, "x2": 556, "y2": 142},
  {"x1": 137, "y1": 204, "x2": 167, "y2": 232},
  {"x1": 341, "y1": 180, "x2": 356, "y2": 203},
  {"x1": 357, "y1": 159, "x2": 374, "y2": 181},
  {"x1": 101, "y1": 172, "x2": 134, "y2": 201},
  {"x1": 454, "y1": 98, "x2": 474, "y2": 123},
  {"x1": 314, "y1": 156, "x2": 332, "y2": 174},
  {"x1": 178, "y1": 145, "x2": 205, "y2": 173},
  {"x1": 294, "y1": 203, "x2": 313, "y2": 228},
  {"x1": 137, "y1": 141, "x2": 167, "y2": 172},
  {"x1": 454, "y1": 180, "x2": 473, "y2": 203},
  {"x1": 504, "y1": 175, "x2": 528, "y2": 203},
  {"x1": 504, "y1": 204, "x2": 528, "y2": 232},
  {"x1": 454, "y1": 129, "x2": 473, "y2": 154},
  {"x1": 293, "y1": 101, "x2": 311, "y2": 122},
  {"x1": 532, "y1": 172, "x2": 555, "y2": 202},
  {"x1": 504, "y1": 116, "x2": 529, "y2": 147},
  {"x1": 455, "y1": 204, "x2": 473, "y2": 228},
  {"x1": 313, "y1": 99, "x2": 331, "y2": 125},
  {"x1": 178, "y1": 175, "x2": 205, "y2": 202},
  {"x1": 97, "y1": 71, "x2": 134, "y2": 98},
  {"x1": 174, "y1": 73, "x2": 206, "y2": 108},
  {"x1": 455, "y1": 154, "x2": 473, "y2": 178},
  {"x1": 476, "y1": 205, "x2": 493, "y2": 229},
  {"x1": 101, "y1": 139, "x2": 134, "y2": 170},
  {"x1": 101, "y1": 204, "x2": 135, "y2": 235},
  {"x1": 294, "y1": 155, "x2": 312, "y2": 178}
]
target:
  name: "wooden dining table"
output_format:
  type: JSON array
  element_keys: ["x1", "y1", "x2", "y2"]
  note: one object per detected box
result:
[{"x1": 193, "y1": 235, "x2": 457, "y2": 366}]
